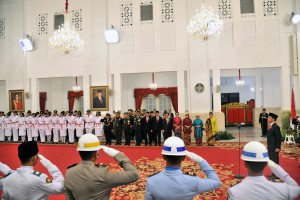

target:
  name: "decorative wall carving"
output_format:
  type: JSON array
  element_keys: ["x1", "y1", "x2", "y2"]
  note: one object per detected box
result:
[
  {"x1": 0, "y1": 18, "x2": 5, "y2": 39},
  {"x1": 219, "y1": 0, "x2": 232, "y2": 19},
  {"x1": 161, "y1": 0, "x2": 174, "y2": 23},
  {"x1": 263, "y1": 0, "x2": 277, "y2": 17},
  {"x1": 121, "y1": 3, "x2": 133, "y2": 27},
  {"x1": 72, "y1": 9, "x2": 82, "y2": 31},
  {"x1": 37, "y1": 13, "x2": 48, "y2": 35}
]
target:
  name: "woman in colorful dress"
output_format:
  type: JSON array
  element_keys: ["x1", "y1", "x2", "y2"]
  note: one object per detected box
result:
[
  {"x1": 18, "y1": 112, "x2": 26, "y2": 142},
  {"x1": 193, "y1": 115, "x2": 203, "y2": 146},
  {"x1": 205, "y1": 112, "x2": 218, "y2": 146},
  {"x1": 173, "y1": 112, "x2": 182, "y2": 138},
  {"x1": 182, "y1": 114, "x2": 193, "y2": 145},
  {"x1": 94, "y1": 111, "x2": 104, "y2": 142}
]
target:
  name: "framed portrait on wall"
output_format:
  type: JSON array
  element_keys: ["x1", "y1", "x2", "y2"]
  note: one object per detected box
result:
[
  {"x1": 9, "y1": 89, "x2": 25, "y2": 111},
  {"x1": 90, "y1": 86, "x2": 109, "y2": 111}
]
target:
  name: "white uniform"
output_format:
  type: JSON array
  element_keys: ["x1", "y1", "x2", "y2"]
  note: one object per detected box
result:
[
  {"x1": 84, "y1": 114, "x2": 94, "y2": 134},
  {"x1": 44, "y1": 116, "x2": 52, "y2": 143},
  {"x1": 4, "y1": 117, "x2": 12, "y2": 141},
  {"x1": 59, "y1": 116, "x2": 67, "y2": 137},
  {"x1": 0, "y1": 116, "x2": 5, "y2": 141},
  {"x1": 2, "y1": 164, "x2": 64, "y2": 200},
  {"x1": 94, "y1": 116, "x2": 103, "y2": 137},
  {"x1": 11, "y1": 115, "x2": 19, "y2": 142},
  {"x1": 228, "y1": 164, "x2": 300, "y2": 200},
  {"x1": 75, "y1": 116, "x2": 84, "y2": 138},
  {"x1": 18, "y1": 117, "x2": 26, "y2": 142},
  {"x1": 38, "y1": 116, "x2": 46, "y2": 143},
  {"x1": 51, "y1": 115, "x2": 60, "y2": 143},
  {"x1": 66, "y1": 115, "x2": 75, "y2": 143},
  {"x1": 25, "y1": 115, "x2": 33, "y2": 141},
  {"x1": 31, "y1": 117, "x2": 39, "y2": 140}
]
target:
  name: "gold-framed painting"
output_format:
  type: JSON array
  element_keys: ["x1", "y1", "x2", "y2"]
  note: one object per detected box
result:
[
  {"x1": 9, "y1": 89, "x2": 25, "y2": 111},
  {"x1": 90, "y1": 86, "x2": 109, "y2": 111}
]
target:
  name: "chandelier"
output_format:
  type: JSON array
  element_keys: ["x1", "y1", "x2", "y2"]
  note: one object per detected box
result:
[
  {"x1": 187, "y1": 0, "x2": 223, "y2": 41},
  {"x1": 72, "y1": 77, "x2": 81, "y2": 92},
  {"x1": 49, "y1": 0, "x2": 84, "y2": 56},
  {"x1": 236, "y1": 69, "x2": 245, "y2": 86},
  {"x1": 149, "y1": 73, "x2": 158, "y2": 90}
]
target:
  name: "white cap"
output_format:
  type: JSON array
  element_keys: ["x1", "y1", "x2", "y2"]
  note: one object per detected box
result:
[
  {"x1": 162, "y1": 136, "x2": 186, "y2": 156},
  {"x1": 241, "y1": 141, "x2": 269, "y2": 162},
  {"x1": 77, "y1": 133, "x2": 101, "y2": 151}
]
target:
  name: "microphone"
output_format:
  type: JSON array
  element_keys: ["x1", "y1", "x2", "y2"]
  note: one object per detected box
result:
[{"x1": 236, "y1": 122, "x2": 245, "y2": 128}]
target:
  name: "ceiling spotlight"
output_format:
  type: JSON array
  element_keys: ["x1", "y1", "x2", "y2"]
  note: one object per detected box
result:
[
  {"x1": 290, "y1": 12, "x2": 300, "y2": 24},
  {"x1": 105, "y1": 25, "x2": 119, "y2": 44}
]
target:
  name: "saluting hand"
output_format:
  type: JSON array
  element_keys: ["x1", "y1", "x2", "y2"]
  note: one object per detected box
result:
[
  {"x1": 38, "y1": 154, "x2": 52, "y2": 168},
  {"x1": 101, "y1": 146, "x2": 120, "y2": 157},
  {"x1": 186, "y1": 151, "x2": 204, "y2": 163}
]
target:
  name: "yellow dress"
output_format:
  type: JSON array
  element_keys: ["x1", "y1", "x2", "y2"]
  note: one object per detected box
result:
[{"x1": 205, "y1": 117, "x2": 218, "y2": 146}]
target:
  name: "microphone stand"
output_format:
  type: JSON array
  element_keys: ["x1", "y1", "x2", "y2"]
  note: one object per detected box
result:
[{"x1": 234, "y1": 123, "x2": 244, "y2": 179}]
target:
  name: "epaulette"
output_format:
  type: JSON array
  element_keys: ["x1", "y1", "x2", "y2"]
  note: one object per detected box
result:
[
  {"x1": 183, "y1": 172, "x2": 197, "y2": 176},
  {"x1": 0, "y1": 171, "x2": 13, "y2": 179},
  {"x1": 148, "y1": 171, "x2": 160, "y2": 177},
  {"x1": 32, "y1": 171, "x2": 43, "y2": 177},
  {"x1": 95, "y1": 163, "x2": 107, "y2": 168},
  {"x1": 67, "y1": 163, "x2": 78, "y2": 169},
  {"x1": 229, "y1": 180, "x2": 242, "y2": 187}
]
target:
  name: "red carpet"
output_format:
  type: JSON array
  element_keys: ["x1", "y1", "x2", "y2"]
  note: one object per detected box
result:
[{"x1": 0, "y1": 143, "x2": 299, "y2": 200}]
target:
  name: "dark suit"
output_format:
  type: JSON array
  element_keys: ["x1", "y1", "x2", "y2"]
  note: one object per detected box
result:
[
  {"x1": 259, "y1": 113, "x2": 268, "y2": 136},
  {"x1": 152, "y1": 116, "x2": 162, "y2": 145},
  {"x1": 103, "y1": 117, "x2": 113, "y2": 145},
  {"x1": 267, "y1": 123, "x2": 281, "y2": 164},
  {"x1": 162, "y1": 117, "x2": 173, "y2": 141},
  {"x1": 142, "y1": 116, "x2": 153, "y2": 146},
  {"x1": 93, "y1": 96, "x2": 106, "y2": 108}
]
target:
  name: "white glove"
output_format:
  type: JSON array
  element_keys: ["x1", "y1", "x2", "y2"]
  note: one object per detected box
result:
[
  {"x1": 0, "y1": 162, "x2": 12, "y2": 175},
  {"x1": 267, "y1": 159, "x2": 277, "y2": 170},
  {"x1": 186, "y1": 150, "x2": 204, "y2": 163},
  {"x1": 38, "y1": 154, "x2": 52, "y2": 168},
  {"x1": 101, "y1": 146, "x2": 120, "y2": 157}
]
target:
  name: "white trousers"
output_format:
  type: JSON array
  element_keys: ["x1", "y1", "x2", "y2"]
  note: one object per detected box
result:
[
  {"x1": 68, "y1": 129, "x2": 75, "y2": 143},
  {"x1": 27, "y1": 128, "x2": 32, "y2": 141},
  {"x1": 85, "y1": 128, "x2": 93, "y2": 134},
  {"x1": 0, "y1": 129, "x2": 4, "y2": 141},
  {"x1": 53, "y1": 128, "x2": 59, "y2": 143},
  {"x1": 39, "y1": 129, "x2": 46, "y2": 143},
  {"x1": 12, "y1": 128, "x2": 19, "y2": 142}
]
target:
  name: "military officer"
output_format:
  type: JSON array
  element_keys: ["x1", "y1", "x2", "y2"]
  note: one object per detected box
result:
[
  {"x1": 1, "y1": 141, "x2": 64, "y2": 199},
  {"x1": 112, "y1": 111, "x2": 123, "y2": 145},
  {"x1": 228, "y1": 141, "x2": 300, "y2": 199},
  {"x1": 133, "y1": 110, "x2": 142, "y2": 146},
  {"x1": 145, "y1": 137, "x2": 221, "y2": 200},
  {"x1": 64, "y1": 134, "x2": 139, "y2": 200},
  {"x1": 122, "y1": 112, "x2": 132, "y2": 145}
]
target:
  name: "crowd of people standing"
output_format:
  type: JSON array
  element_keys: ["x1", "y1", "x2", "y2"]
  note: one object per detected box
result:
[{"x1": 0, "y1": 108, "x2": 218, "y2": 146}]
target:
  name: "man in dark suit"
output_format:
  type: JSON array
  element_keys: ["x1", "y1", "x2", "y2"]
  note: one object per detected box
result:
[
  {"x1": 93, "y1": 90, "x2": 106, "y2": 108},
  {"x1": 162, "y1": 112, "x2": 173, "y2": 141},
  {"x1": 259, "y1": 108, "x2": 268, "y2": 137},
  {"x1": 142, "y1": 111, "x2": 152, "y2": 146},
  {"x1": 267, "y1": 112, "x2": 281, "y2": 180},
  {"x1": 152, "y1": 111, "x2": 162, "y2": 146}
]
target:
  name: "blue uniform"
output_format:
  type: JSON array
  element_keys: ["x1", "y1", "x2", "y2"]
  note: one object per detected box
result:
[{"x1": 144, "y1": 160, "x2": 221, "y2": 200}]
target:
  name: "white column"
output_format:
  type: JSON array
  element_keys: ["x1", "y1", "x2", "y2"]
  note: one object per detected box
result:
[
  {"x1": 177, "y1": 70, "x2": 185, "y2": 113},
  {"x1": 280, "y1": 66, "x2": 291, "y2": 110},
  {"x1": 83, "y1": 75, "x2": 91, "y2": 112},
  {"x1": 212, "y1": 69, "x2": 221, "y2": 112},
  {"x1": 114, "y1": 73, "x2": 122, "y2": 111},
  {"x1": 30, "y1": 78, "x2": 39, "y2": 112},
  {"x1": 255, "y1": 75, "x2": 262, "y2": 108}
]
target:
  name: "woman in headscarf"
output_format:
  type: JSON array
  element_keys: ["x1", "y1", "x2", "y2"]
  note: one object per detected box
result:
[
  {"x1": 205, "y1": 112, "x2": 218, "y2": 146},
  {"x1": 173, "y1": 112, "x2": 182, "y2": 138},
  {"x1": 193, "y1": 115, "x2": 203, "y2": 146},
  {"x1": 183, "y1": 114, "x2": 192, "y2": 145}
]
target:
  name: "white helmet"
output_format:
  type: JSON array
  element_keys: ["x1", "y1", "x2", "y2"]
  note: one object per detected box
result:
[
  {"x1": 162, "y1": 136, "x2": 186, "y2": 156},
  {"x1": 77, "y1": 133, "x2": 101, "y2": 151},
  {"x1": 241, "y1": 141, "x2": 269, "y2": 162}
]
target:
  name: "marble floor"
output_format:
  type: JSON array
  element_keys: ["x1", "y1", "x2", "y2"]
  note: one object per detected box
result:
[{"x1": 220, "y1": 126, "x2": 268, "y2": 143}]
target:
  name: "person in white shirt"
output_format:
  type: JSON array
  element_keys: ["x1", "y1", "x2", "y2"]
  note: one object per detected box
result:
[
  {"x1": 37, "y1": 111, "x2": 46, "y2": 143},
  {"x1": 4, "y1": 112, "x2": 12, "y2": 142},
  {"x1": 11, "y1": 111, "x2": 19, "y2": 142},
  {"x1": 84, "y1": 110, "x2": 94, "y2": 134},
  {"x1": 1, "y1": 141, "x2": 64, "y2": 199},
  {"x1": 31, "y1": 113, "x2": 39, "y2": 142},
  {"x1": 228, "y1": 141, "x2": 300, "y2": 200},
  {"x1": 0, "y1": 111, "x2": 5, "y2": 142},
  {"x1": 59, "y1": 111, "x2": 67, "y2": 144},
  {"x1": 51, "y1": 110, "x2": 60, "y2": 144},
  {"x1": 75, "y1": 111, "x2": 84, "y2": 139},
  {"x1": 67, "y1": 111, "x2": 76, "y2": 144},
  {"x1": 25, "y1": 111, "x2": 33, "y2": 142},
  {"x1": 18, "y1": 112, "x2": 26, "y2": 142},
  {"x1": 44, "y1": 112, "x2": 52, "y2": 143},
  {"x1": 94, "y1": 111, "x2": 104, "y2": 142}
]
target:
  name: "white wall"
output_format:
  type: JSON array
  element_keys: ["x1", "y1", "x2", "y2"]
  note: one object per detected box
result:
[{"x1": 0, "y1": 80, "x2": 7, "y2": 112}]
